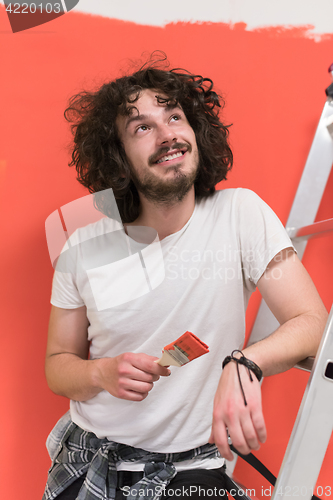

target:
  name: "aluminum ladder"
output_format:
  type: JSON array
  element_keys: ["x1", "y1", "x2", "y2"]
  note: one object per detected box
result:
[{"x1": 227, "y1": 64, "x2": 333, "y2": 499}]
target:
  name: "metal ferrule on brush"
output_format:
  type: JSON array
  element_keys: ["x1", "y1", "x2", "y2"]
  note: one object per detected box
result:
[{"x1": 166, "y1": 346, "x2": 190, "y2": 366}]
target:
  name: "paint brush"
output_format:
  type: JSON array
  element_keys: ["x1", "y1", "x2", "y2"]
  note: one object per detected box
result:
[{"x1": 157, "y1": 331, "x2": 209, "y2": 367}]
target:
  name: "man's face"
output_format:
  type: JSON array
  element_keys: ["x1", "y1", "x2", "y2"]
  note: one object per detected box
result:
[{"x1": 116, "y1": 89, "x2": 199, "y2": 205}]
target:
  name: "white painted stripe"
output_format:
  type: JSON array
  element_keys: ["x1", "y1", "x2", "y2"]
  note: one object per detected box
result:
[{"x1": 72, "y1": 0, "x2": 333, "y2": 37}]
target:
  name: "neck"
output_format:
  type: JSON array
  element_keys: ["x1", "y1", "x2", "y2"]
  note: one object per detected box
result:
[{"x1": 126, "y1": 187, "x2": 196, "y2": 240}]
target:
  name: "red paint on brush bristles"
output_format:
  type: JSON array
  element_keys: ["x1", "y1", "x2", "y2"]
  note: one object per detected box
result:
[{"x1": 164, "y1": 331, "x2": 209, "y2": 361}]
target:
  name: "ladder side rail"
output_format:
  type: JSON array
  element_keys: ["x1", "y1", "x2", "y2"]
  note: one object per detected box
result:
[
  {"x1": 285, "y1": 99, "x2": 333, "y2": 232},
  {"x1": 271, "y1": 305, "x2": 333, "y2": 500},
  {"x1": 228, "y1": 82, "x2": 333, "y2": 476},
  {"x1": 249, "y1": 98, "x2": 333, "y2": 346}
]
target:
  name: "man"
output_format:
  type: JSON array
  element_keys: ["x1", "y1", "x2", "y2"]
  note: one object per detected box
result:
[{"x1": 43, "y1": 60, "x2": 328, "y2": 500}]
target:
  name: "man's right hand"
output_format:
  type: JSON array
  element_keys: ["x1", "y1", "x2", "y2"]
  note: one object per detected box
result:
[
  {"x1": 95, "y1": 353, "x2": 171, "y2": 401},
  {"x1": 45, "y1": 305, "x2": 170, "y2": 402}
]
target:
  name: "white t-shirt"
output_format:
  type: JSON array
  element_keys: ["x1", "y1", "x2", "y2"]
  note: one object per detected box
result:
[{"x1": 51, "y1": 188, "x2": 293, "y2": 454}]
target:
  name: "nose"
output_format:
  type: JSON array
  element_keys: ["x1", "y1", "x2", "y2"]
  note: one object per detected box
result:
[{"x1": 156, "y1": 123, "x2": 177, "y2": 146}]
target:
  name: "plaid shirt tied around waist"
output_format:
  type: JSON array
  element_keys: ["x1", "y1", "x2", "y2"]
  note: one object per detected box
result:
[{"x1": 43, "y1": 413, "x2": 220, "y2": 500}]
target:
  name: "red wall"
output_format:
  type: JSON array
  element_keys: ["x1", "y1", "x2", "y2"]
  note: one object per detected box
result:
[{"x1": 0, "y1": 7, "x2": 332, "y2": 499}]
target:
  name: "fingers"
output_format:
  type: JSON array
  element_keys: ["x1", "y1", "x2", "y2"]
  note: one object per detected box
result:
[
  {"x1": 210, "y1": 363, "x2": 267, "y2": 460},
  {"x1": 210, "y1": 411, "x2": 266, "y2": 460},
  {"x1": 209, "y1": 421, "x2": 233, "y2": 461},
  {"x1": 108, "y1": 352, "x2": 171, "y2": 401},
  {"x1": 116, "y1": 379, "x2": 154, "y2": 401},
  {"x1": 230, "y1": 414, "x2": 261, "y2": 456},
  {"x1": 120, "y1": 363, "x2": 159, "y2": 384},
  {"x1": 250, "y1": 408, "x2": 267, "y2": 445},
  {"x1": 132, "y1": 353, "x2": 171, "y2": 378},
  {"x1": 120, "y1": 353, "x2": 171, "y2": 381},
  {"x1": 239, "y1": 418, "x2": 260, "y2": 453}
]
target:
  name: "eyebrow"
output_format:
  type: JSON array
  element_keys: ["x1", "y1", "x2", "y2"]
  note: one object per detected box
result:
[
  {"x1": 124, "y1": 102, "x2": 182, "y2": 131},
  {"x1": 125, "y1": 114, "x2": 149, "y2": 131}
]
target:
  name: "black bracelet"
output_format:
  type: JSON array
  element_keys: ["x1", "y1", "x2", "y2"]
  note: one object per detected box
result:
[{"x1": 222, "y1": 350, "x2": 263, "y2": 406}]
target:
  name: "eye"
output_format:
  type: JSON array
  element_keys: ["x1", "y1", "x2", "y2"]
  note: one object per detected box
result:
[
  {"x1": 170, "y1": 114, "x2": 181, "y2": 122},
  {"x1": 136, "y1": 124, "x2": 148, "y2": 133}
]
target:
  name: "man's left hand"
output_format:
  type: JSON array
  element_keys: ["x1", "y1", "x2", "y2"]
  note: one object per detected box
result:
[{"x1": 208, "y1": 360, "x2": 267, "y2": 461}]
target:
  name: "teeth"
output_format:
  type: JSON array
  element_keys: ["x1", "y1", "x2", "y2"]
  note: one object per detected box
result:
[{"x1": 157, "y1": 151, "x2": 184, "y2": 164}]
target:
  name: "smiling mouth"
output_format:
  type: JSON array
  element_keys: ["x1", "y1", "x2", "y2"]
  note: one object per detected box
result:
[
  {"x1": 150, "y1": 143, "x2": 190, "y2": 165},
  {"x1": 156, "y1": 151, "x2": 185, "y2": 164}
]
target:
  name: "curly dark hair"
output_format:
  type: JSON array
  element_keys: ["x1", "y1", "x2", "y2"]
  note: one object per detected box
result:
[{"x1": 65, "y1": 55, "x2": 233, "y2": 223}]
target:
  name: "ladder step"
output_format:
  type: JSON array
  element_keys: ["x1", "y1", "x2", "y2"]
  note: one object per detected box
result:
[
  {"x1": 295, "y1": 357, "x2": 314, "y2": 372},
  {"x1": 287, "y1": 217, "x2": 333, "y2": 241}
]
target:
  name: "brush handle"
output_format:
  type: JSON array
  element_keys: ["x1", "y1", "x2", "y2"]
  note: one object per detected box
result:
[{"x1": 156, "y1": 351, "x2": 182, "y2": 367}]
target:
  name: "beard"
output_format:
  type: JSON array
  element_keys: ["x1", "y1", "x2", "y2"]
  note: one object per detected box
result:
[{"x1": 130, "y1": 146, "x2": 199, "y2": 207}]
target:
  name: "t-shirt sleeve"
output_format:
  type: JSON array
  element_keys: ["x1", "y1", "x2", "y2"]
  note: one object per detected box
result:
[
  {"x1": 236, "y1": 189, "x2": 295, "y2": 289},
  {"x1": 49, "y1": 217, "x2": 124, "y2": 310},
  {"x1": 51, "y1": 269, "x2": 85, "y2": 309}
]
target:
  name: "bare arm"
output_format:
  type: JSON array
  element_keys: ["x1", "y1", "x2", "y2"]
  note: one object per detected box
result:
[
  {"x1": 209, "y1": 249, "x2": 328, "y2": 459},
  {"x1": 242, "y1": 248, "x2": 327, "y2": 374},
  {"x1": 45, "y1": 305, "x2": 170, "y2": 402}
]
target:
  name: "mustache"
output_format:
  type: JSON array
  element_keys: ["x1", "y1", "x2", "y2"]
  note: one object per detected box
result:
[{"x1": 148, "y1": 142, "x2": 191, "y2": 165}]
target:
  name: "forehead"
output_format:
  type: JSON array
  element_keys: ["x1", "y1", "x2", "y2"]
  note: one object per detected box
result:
[
  {"x1": 116, "y1": 89, "x2": 181, "y2": 134},
  {"x1": 126, "y1": 88, "x2": 174, "y2": 113}
]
